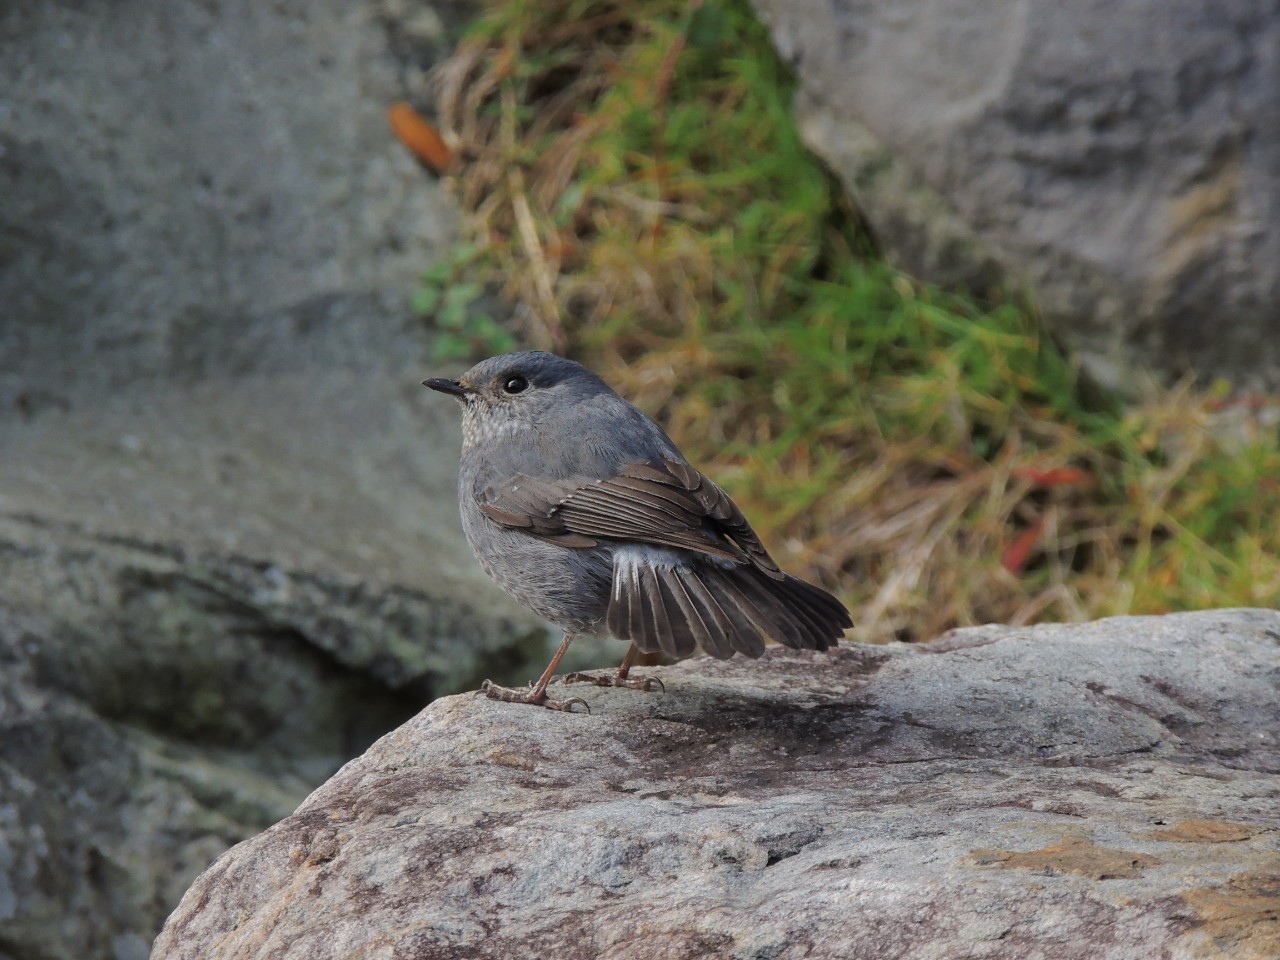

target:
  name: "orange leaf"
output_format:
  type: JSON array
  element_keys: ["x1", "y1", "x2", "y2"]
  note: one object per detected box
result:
[
  {"x1": 1001, "y1": 514, "x2": 1048, "y2": 575},
  {"x1": 387, "y1": 101, "x2": 453, "y2": 174},
  {"x1": 1012, "y1": 465, "x2": 1091, "y2": 488}
]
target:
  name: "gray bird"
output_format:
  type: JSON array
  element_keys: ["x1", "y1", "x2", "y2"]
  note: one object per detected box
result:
[{"x1": 425, "y1": 351, "x2": 851, "y2": 711}]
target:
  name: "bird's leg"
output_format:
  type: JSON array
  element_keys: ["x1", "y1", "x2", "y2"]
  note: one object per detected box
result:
[
  {"x1": 564, "y1": 644, "x2": 665, "y2": 693},
  {"x1": 480, "y1": 633, "x2": 589, "y2": 712}
]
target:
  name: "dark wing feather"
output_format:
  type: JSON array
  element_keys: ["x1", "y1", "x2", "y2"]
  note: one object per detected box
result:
[
  {"x1": 478, "y1": 475, "x2": 599, "y2": 547},
  {"x1": 478, "y1": 456, "x2": 783, "y2": 576}
]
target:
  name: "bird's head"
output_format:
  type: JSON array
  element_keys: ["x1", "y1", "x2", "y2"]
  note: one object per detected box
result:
[{"x1": 424, "y1": 351, "x2": 613, "y2": 449}]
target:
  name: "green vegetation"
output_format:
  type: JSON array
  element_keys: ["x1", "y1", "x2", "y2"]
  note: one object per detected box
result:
[
  {"x1": 414, "y1": 242, "x2": 518, "y2": 360},
  {"x1": 423, "y1": 0, "x2": 1280, "y2": 641}
]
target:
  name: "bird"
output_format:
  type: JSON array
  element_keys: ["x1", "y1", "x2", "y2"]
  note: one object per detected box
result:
[{"x1": 425, "y1": 351, "x2": 851, "y2": 711}]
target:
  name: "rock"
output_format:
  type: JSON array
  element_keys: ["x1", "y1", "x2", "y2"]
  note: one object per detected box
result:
[
  {"x1": 750, "y1": 0, "x2": 1280, "y2": 390},
  {"x1": 0, "y1": 0, "x2": 464, "y2": 402},
  {"x1": 153, "y1": 609, "x2": 1280, "y2": 959},
  {"x1": 0, "y1": 0, "x2": 601, "y2": 955}
]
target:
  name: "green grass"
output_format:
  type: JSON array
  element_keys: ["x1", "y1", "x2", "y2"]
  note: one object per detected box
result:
[{"x1": 424, "y1": 0, "x2": 1280, "y2": 640}]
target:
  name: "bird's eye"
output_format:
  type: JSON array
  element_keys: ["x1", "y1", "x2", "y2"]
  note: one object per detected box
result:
[{"x1": 502, "y1": 375, "x2": 529, "y2": 395}]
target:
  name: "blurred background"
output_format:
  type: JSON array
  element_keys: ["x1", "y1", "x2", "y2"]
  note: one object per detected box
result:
[{"x1": 1, "y1": 0, "x2": 1277, "y2": 956}]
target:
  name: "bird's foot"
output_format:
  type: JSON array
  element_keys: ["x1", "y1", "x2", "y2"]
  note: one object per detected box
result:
[
  {"x1": 479, "y1": 679, "x2": 590, "y2": 713},
  {"x1": 563, "y1": 671, "x2": 665, "y2": 693}
]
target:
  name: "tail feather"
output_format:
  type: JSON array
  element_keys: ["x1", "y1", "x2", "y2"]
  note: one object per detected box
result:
[
  {"x1": 769, "y1": 574, "x2": 848, "y2": 650},
  {"x1": 709, "y1": 570, "x2": 798, "y2": 654},
  {"x1": 607, "y1": 558, "x2": 655, "y2": 653},
  {"x1": 609, "y1": 559, "x2": 703, "y2": 657},
  {"x1": 786, "y1": 574, "x2": 853, "y2": 643},
  {"x1": 703, "y1": 572, "x2": 768, "y2": 658},
  {"x1": 651, "y1": 570, "x2": 698, "y2": 658},
  {"x1": 642, "y1": 565, "x2": 675, "y2": 653},
  {"x1": 607, "y1": 548, "x2": 850, "y2": 659},
  {"x1": 677, "y1": 567, "x2": 743, "y2": 660},
  {"x1": 666, "y1": 568, "x2": 733, "y2": 660}
]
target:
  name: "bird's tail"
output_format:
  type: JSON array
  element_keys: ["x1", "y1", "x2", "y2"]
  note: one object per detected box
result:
[{"x1": 607, "y1": 556, "x2": 851, "y2": 660}]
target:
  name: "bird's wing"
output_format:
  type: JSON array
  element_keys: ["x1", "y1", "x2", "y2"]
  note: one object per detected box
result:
[{"x1": 477, "y1": 457, "x2": 784, "y2": 579}]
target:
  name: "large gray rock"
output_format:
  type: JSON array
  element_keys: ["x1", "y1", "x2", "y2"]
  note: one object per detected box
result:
[
  {"x1": 751, "y1": 0, "x2": 1280, "y2": 390},
  {"x1": 0, "y1": 0, "x2": 457, "y2": 400},
  {"x1": 0, "y1": 1, "x2": 590, "y2": 956},
  {"x1": 153, "y1": 610, "x2": 1280, "y2": 959}
]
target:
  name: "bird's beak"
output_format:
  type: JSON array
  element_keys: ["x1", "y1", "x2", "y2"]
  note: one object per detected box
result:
[{"x1": 423, "y1": 378, "x2": 473, "y2": 399}]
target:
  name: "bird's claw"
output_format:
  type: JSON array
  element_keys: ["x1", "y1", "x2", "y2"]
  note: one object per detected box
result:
[
  {"x1": 545, "y1": 695, "x2": 591, "y2": 713},
  {"x1": 563, "y1": 671, "x2": 665, "y2": 693},
  {"x1": 478, "y1": 679, "x2": 590, "y2": 713}
]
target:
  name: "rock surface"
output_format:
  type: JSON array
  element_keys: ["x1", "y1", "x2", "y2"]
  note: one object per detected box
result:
[
  {"x1": 153, "y1": 609, "x2": 1280, "y2": 960},
  {"x1": 750, "y1": 0, "x2": 1280, "y2": 390},
  {"x1": 0, "y1": 1, "x2": 591, "y2": 957}
]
